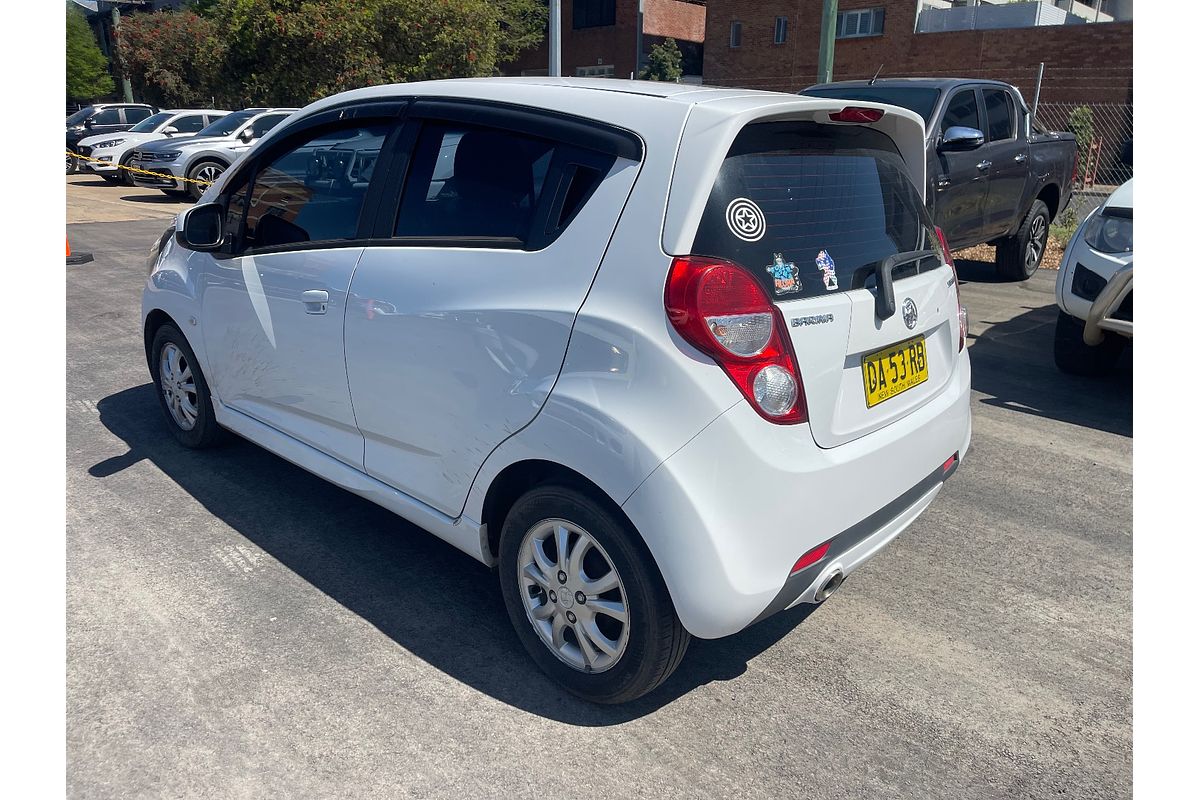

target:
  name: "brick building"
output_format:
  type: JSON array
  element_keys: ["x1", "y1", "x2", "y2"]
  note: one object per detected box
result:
[
  {"x1": 504, "y1": 1, "x2": 707, "y2": 81},
  {"x1": 703, "y1": 1, "x2": 1132, "y2": 106}
]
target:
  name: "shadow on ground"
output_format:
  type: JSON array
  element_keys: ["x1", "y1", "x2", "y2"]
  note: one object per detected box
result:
[
  {"x1": 90, "y1": 384, "x2": 819, "y2": 725},
  {"x1": 967, "y1": 299, "x2": 1132, "y2": 437},
  {"x1": 120, "y1": 193, "x2": 190, "y2": 204}
]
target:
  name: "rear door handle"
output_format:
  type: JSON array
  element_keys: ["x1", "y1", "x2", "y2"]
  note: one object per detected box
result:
[
  {"x1": 976, "y1": 160, "x2": 992, "y2": 172},
  {"x1": 301, "y1": 289, "x2": 330, "y2": 315}
]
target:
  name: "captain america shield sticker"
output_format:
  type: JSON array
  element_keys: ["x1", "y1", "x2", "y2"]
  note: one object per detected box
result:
[{"x1": 726, "y1": 198, "x2": 766, "y2": 242}]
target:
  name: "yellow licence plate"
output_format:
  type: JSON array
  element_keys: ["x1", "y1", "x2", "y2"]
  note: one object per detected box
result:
[{"x1": 862, "y1": 335, "x2": 928, "y2": 408}]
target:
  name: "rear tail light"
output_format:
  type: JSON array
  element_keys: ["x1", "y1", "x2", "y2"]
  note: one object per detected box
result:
[
  {"x1": 791, "y1": 542, "x2": 830, "y2": 574},
  {"x1": 665, "y1": 256, "x2": 808, "y2": 424},
  {"x1": 935, "y1": 226, "x2": 967, "y2": 352},
  {"x1": 829, "y1": 106, "x2": 885, "y2": 123}
]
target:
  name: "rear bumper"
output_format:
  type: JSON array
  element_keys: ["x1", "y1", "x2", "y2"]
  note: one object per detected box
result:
[{"x1": 622, "y1": 350, "x2": 972, "y2": 639}]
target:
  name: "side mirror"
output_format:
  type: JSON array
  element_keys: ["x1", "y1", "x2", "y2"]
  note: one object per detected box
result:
[
  {"x1": 238, "y1": 128, "x2": 254, "y2": 143},
  {"x1": 176, "y1": 203, "x2": 224, "y2": 252},
  {"x1": 939, "y1": 126, "x2": 985, "y2": 151},
  {"x1": 162, "y1": 126, "x2": 179, "y2": 136},
  {"x1": 84, "y1": 118, "x2": 95, "y2": 129}
]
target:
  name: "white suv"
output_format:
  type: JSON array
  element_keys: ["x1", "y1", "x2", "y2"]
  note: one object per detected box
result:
[{"x1": 142, "y1": 79, "x2": 972, "y2": 703}]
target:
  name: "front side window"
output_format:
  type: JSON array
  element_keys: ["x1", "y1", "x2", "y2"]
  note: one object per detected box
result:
[
  {"x1": 130, "y1": 111, "x2": 173, "y2": 133},
  {"x1": 245, "y1": 113, "x2": 291, "y2": 140},
  {"x1": 730, "y1": 21, "x2": 742, "y2": 48},
  {"x1": 774, "y1": 17, "x2": 788, "y2": 45},
  {"x1": 124, "y1": 107, "x2": 152, "y2": 124},
  {"x1": 836, "y1": 7, "x2": 885, "y2": 39},
  {"x1": 91, "y1": 108, "x2": 122, "y2": 125},
  {"x1": 941, "y1": 89, "x2": 981, "y2": 135},
  {"x1": 573, "y1": 0, "x2": 615, "y2": 29},
  {"x1": 983, "y1": 89, "x2": 1015, "y2": 141},
  {"x1": 232, "y1": 123, "x2": 391, "y2": 253},
  {"x1": 395, "y1": 122, "x2": 556, "y2": 243},
  {"x1": 173, "y1": 114, "x2": 208, "y2": 133},
  {"x1": 197, "y1": 111, "x2": 255, "y2": 138}
]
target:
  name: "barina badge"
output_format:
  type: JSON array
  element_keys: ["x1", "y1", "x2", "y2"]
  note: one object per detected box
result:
[
  {"x1": 815, "y1": 250, "x2": 839, "y2": 291},
  {"x1": 766, "y1": 253, "x2": 800, "y2": 295}
]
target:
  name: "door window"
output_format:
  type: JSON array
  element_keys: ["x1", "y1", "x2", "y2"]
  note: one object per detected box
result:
[
  {"x1": 91, "y1": 108, "x2": 122, "y2": 125},
  {"x1": 173, "y1": 114, "x2": 207, "y2": 133},
  {"x1": 123, "y1": 107, "x2": 152, "y2": 124},
  {"x1": 245, "y1": 113, "x2": 290, "y2": 141},
  {"x1": 983, "y1": 89, "x2": 1015, "y2": 141},
  {"x1": 231, "y1": 123, "x2": 391, "y2": 253},
  {"x1": 394, "y1": 123, "x2": 557, "y2": 243},
  {"x1": 941, "y1": 90, "x2": 980, "y2": 135}
]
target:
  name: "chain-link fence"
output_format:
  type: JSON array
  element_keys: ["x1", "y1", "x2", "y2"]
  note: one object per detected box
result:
[{"x1": 1033, "y1": 101, "x2": 1132, "y2": 224}]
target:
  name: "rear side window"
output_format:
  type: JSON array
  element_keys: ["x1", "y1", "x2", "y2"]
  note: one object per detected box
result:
[
  {"x1": 691, "y1": 121, "x2": 939, "y2": 301},
  {"x1": 941, "y1": 89, "x2": 980, "y2": 135},
  {"x1": 234, "y1": 123, "x2": 390, "y2": 252},
  {"x1": 983, "y1": 89, "x2": 1015, "y2": 141},
  {"x1": 395, "y1": 122, "x2": 557, "y2": 243}
]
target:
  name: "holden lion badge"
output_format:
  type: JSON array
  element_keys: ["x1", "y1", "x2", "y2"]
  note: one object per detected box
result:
[
  {"x1": 815, "y1": 250, "x2": 839, "y2": 291},
  {"x1": 766, "y1": 253, "x2": 800, "y2": 295}
]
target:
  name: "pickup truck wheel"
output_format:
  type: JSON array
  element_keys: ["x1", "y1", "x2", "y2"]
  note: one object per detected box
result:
[
  {"x1": 498, "y1": 484, "x2": 690, "y2": 704},
  {"x1": 1053, "y1": 309, "x2": 1124, "y2": 376},
  {"x1": 996, "y1": 199, "x2": 1050, "y2": 281}
]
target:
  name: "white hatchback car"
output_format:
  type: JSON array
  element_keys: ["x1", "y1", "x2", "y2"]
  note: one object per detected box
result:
[{"x1": 143, "y1": 79, "x2": 972, "y2": 703}]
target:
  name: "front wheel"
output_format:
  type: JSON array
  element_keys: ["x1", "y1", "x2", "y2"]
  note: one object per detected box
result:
[
  {"x1": 1053, "y1": 309, "x2": 1125, "y2": 376},
  {"x1": 498, "y1": 485, "x2": 690, "y2": 704},
  {"x1": 150, "y1": 323, "x2": 225, "y2": 448},
  {"x1": 186, "y1": 160, "x2": 226, "y2": 201},
  {"x1": 66, "y1": 154, "x2": 78, "y2": 175},
  {"x1": 996, "y1": 199, "x2": 1051, "y2": 281}
]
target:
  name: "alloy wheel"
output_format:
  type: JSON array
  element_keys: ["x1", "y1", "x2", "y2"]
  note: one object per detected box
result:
[
  {"x1": 1026, "y1": 214, "x2": 1048, "y2": 271},
  {"x1": 159, "y1": 342, "x2": 199, "y2": 431},
  {"x1": 194, "y1": 163, "x2": 224, "y2": 185},
  {"x1": 517, "y1": 518, "x2": 631, "y2": 673}
]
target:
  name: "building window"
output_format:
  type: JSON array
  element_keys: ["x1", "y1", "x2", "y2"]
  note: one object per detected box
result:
[
  {"x1": 730, "y1": 20, "x2": 742, "y2": 48},
  {"x1": 774, "y1": 16, "x2": 788, "y2": 45},
  {"x1": 576, "y1": 64, "x2": 615, "y2": 78},
  {"x1": 836, "y1": 7, "x2": 885, "y2": 39},
  {"x1": 573, "y1": 0, "x2": 615, "y2": 30}
]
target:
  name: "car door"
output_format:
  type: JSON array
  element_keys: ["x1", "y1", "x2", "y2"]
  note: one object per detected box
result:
[
  {"x1": 343, "y1": 101, "x2": 642, "y2": 516},
  {"x1": 199, "y1": 113, "x2": 401, "y2": 467},
  {"x1": 979, "y1": 87, "x2": 1030, "y2": 238},
  {"x1": 932, "y1": 87, "x2": 989, "y2": 248}
]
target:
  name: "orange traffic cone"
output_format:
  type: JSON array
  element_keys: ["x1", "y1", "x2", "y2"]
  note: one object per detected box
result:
[{"x1": 67, "y1": 235, "x2": 93, "y2": 265}]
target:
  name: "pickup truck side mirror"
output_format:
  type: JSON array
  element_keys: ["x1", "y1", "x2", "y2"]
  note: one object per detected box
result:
[
  {"x1": 939, "y1": 126, "x2": 985, "y2": 151},
  {"x1": 176, "y1": 203, "x2": 225, "y2": 252}
]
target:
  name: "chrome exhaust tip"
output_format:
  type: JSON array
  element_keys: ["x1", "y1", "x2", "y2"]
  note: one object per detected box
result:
[{"x1": 814, "y1": 570, "x2": 844, "y2": 603}]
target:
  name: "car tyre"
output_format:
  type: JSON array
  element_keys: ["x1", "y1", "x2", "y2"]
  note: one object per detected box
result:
[
  {"x1": 498, "y1": 484, "x2": 690, "y2": 704},
  {"x1": 117, "y1": 153, "x2": 137, "y2": 186},
  {"x1": 187, "y1": 160, "x2": 226, "y2": 201},
  {"x1": 149, "y1": 323, "x2": 225, "y2": 449},
  {"x1": 67, "y1": 154, "x2": 78, "y2": 175},
  {"x1": 1053, "y1": 309, "x2": 1125, "y2": 376},
  {"x1": 996, "y1": 199, "x2": 1051, "y2": 281}
]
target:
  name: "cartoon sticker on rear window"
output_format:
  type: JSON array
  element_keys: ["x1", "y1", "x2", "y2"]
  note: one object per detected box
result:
[
  {"x1": 766, "y1": 253, "x2": 800, "y2": 295},
  {"x1": 816, "y1": 250, "x2": 839, "y2": 291}
]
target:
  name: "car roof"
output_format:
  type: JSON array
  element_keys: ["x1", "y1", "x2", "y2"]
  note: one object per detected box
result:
[
  {"x1": 804, "y1": 77, "x2": 1016, "y2": 92},
  {"x1": 165, "y1": 109, "x2": 233, "y2": 114}
]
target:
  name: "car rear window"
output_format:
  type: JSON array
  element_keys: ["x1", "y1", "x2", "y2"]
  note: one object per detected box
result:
[{"x1": 690, "y1": 121, "x2": 940, "y2": 302}]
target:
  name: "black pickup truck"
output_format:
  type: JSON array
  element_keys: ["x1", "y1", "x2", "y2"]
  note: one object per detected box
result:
[{"x1": 804, "y1": 78, "x2": 1077, "y2": 281}]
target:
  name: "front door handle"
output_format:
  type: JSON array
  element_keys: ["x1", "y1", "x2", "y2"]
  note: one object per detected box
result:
[
  {"x1": 301, "y1": 289, "x2": 330, "y2": 315},
  {"x1": 976, "y1": 159, "x2": 992, "y2": 172},
  {"x1": 1014, "y1": 152, "x2": 1028, "y2": 163}
]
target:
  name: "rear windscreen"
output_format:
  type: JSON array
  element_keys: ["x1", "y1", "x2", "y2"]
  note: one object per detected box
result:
[{"x1": 691, "y1": 121, "x2": 940, "y2": 302}]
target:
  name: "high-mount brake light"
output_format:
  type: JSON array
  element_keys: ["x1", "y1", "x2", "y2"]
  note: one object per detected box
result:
[
  {"x1": 935, "y1": 226, "x2": 967, "y2": 352},
  {"x1": 829, "y1": 107, "x2": 885, "y2": 123},
  {"x1": 665, "y1": 256, "x2": 808, "y2": 424}
]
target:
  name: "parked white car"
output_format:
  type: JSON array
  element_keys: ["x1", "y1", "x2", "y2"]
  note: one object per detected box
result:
[
  {"x1": 143, "y1": 79, "x2": 972, "y2": 703},
  {"x1": 129, "y1": 108, "x2": 296, "y2": 200},
  {"x1": 76, "y1": 109, "x2": 231, "y2": 185}
]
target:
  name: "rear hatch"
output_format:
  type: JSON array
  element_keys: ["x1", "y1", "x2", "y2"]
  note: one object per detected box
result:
[{"x1": 689, "y1": 120, "x2": 959, "y2": 448}]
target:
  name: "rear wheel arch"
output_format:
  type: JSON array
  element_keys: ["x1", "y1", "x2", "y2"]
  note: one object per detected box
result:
[{"x1": 1036, "y1": 183, "x2": 1061, "y2": 223}]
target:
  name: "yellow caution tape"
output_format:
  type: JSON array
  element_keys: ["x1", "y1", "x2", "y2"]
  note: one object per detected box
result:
[{"x1": 66, "y1": 149, "x2": 216, "y2": 187}]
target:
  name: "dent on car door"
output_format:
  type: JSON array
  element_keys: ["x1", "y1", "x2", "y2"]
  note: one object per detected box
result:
[
  {"x1": 933, "y1": 88, "x2": 989, "y2": 248},
  {"x1": 199, "y1": 119, "x2": 397, "y2": 467},
  {"x1": 343, "y1": 113, "x2": 641, "y2": 516}
]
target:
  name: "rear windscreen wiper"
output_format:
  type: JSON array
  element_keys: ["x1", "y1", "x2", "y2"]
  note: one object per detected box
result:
[{"x1": 874, "y1": 249, "x2": 938, "y2": 321}]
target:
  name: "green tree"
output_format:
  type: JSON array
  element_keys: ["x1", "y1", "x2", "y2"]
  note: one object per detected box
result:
[
  {"x1": 639, "y1": 37, "x2": 682, "y2": 82},
  {"x1": 1067, "y1": 105, "x2": 1095, "y2": 155},
  {"x1": 66, "y1": 5, "x2": 115, "y2": 100},
  {"x1": 114, "y1": 10, "x2": 226, "y2": 107}
]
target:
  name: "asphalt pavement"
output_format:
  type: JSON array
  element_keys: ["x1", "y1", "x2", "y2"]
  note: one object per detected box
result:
[{"x1": 66, "y1": 213, "x2": 1132, "y2": 799}]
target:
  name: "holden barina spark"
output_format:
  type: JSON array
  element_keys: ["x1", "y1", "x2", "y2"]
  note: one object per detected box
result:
[{"x1": 142, "y1": 78, "x2": 971, "y2": 703}]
